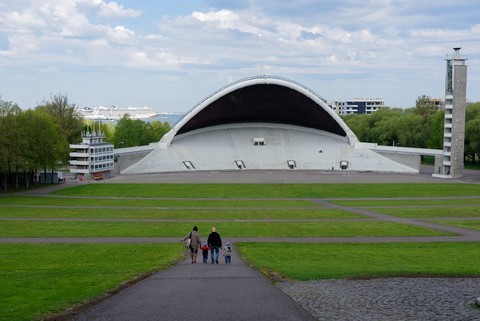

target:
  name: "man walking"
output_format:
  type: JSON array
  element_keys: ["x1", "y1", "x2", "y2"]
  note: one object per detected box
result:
[{"x1": 207, "y1": 227, "x2": 222, "y2": 264}]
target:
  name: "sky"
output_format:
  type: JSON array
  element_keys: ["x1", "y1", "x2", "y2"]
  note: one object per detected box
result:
[{"x1": 0, "y1": 0, "x2": 479, "y2": 112}]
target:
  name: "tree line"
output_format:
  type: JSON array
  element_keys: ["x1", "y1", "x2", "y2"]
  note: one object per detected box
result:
[
  {"x1": 343, "y1": 97, "x2": 480, "y2": 164},
  {"x1": 1, "y1": 93, "x2": 479, "y2": 191},
  {"x1": 97, "y1": 115, "x2": 171, "y2": 149},
  {"x1": 0, "y1": 94, "x2": 171, "y2": 192}
]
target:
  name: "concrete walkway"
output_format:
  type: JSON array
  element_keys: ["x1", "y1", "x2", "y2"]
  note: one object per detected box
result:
[{"x1": 74, "y1": 247, "x2": 316, "y2": 321}]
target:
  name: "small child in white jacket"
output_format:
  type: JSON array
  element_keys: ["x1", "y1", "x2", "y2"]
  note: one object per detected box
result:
[{"x1": 223, "y1": 242, "x2": 232, "y2": 264}]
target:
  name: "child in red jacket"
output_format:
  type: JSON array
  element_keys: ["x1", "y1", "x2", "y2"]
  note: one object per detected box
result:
[{"x1": 200, "y1": 242, "x2": 210, "y2": 263}]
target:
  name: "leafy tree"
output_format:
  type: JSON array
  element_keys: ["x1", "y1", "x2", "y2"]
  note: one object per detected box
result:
[
  {"x1": 133, "y1": 119, "x2": 149, "y2": 146},
  {"x1": 148, "y1": 120, "x2": 171, "y2": 141},
  {"x1": 465, "y1": 102, "x2": 480, "y2": 122},
  {"x1": 465, "y1": 102, "x2": 480, "y2": 163},
  {"x1": 426, "y1": 109, "x2": 445, "y2": 149},
  {"x1": 0, "y1": 96, "x2": 80, "y2": 191},
  {"x1": 0, "y1": 115, "x2": 6, "y2": 191},
  {"x1": 113, "y1": 116, "x2": 171, "y2": 148},
  {"x1": 343, "y1": 114, "x2": 371, "y2": 142},
  {"x1": 345, "y1": 108, "x2": 405, "y2": 145},
  {"x1": 0, "y1": 98, "x2": 26, "y2": 191},
  {"x1": 376, "y1": 114, "x2": 400, "y2": 146},
  {"x1": 399, "y1": 113, "x2": 428, "y2": 147},
  {"x1": 83, "y1": 121, "x2": 114, "y2": 143},
  {"x1": 22, "y1": 109, "x2": 66, "y2": 185},
  {"x1": 0, "y1": 97, "x2": 21, "y2": 116},
  {"x1": 101, "y1": 123, "x2": 115, "y2": 143},
  {"x1": 415, "y1": 95, "x2": 438, "y2": 121},
  {"x1": 465, "y1": 118, "x2": 480, "y2": 163},
  {"x1": 344, "y1": 107, "x2": 442, "y2": 149},
  {"x1": 113, "y1": 115, "x2": 132, "y2": 147},
  {"x1": 36, "y1": 93, "x2": 84, "y2": 164}
]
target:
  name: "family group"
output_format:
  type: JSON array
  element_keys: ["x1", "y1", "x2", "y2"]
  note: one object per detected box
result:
[{"x1": 182, "y1": 226, "x2": 232, "y2": 264}]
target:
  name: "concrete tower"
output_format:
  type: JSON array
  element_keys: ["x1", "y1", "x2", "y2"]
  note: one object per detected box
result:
[{"x1": 435, "y1": 48, "x2": 468, "y2": 178}]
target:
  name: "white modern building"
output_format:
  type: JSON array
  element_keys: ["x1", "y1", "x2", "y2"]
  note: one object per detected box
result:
[
  {"x1": 76, "y1": 105, "x2": 157, "y2": 120},
  {"x1": 333, "y1": 98, "x2": 385, "y2": 115},
  {"x1": 430, "y1": 98, "x2": 445, "y2": 109},
  {"x1": 69, "y1": 131, "x2": 114, "y2": 180},
  {"x1": 434, "y1": 48, "x2": 468, "y2": 178},
  {"x1": 121, "y1": 76, "x2": 441, "y2": 175}
]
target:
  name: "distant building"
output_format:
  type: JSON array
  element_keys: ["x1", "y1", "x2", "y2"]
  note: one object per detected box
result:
[
  {"x1": 433, "y1": 48, "x2": 468, "y2": 179},
  {"x1": 76, "y1": 105, "x2": 157, "y2": 120},
  {"x1": 332, "y1": 98, "x2": 385, "y2": 115},
  {"x1": 416, "y1": 96, "x2": 444, "y2": 111},
  {"x1": 430, "y1": 98, "x2": 445, "y2": 109},
  {"x1": 69, "y1": 131, "x2": 114, "y2": 180}
]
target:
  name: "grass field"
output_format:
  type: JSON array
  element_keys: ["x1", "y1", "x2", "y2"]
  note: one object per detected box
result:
[
  {"x1": 2, "y1": 182, "x2": 480, "y2": 321},
  {"x1": 0, "y1": 195, "x2": 317, "y2": 208},
  {"x1": 0, "y1": 220, "x2": 454, "y2": 238},
  {"x1": 0, "y1": 206, "x2": 362, "y2": 219},
  {"x1": 236, "y1": 242, "x2": 480, "y2": 280},
  {"x1": 51, "y1": 183, "x2": 480, "y2": 198},
  {"x1": 367, "y1": 207, "x2": 480, "y2": 218},
  {"x1": 331, "y1": 198, "x2": 480, "y2": 207},
  {"x1": 433, "y1": 220, "x2": 480, "y2": 231},
  {"x1": 0, "y1": 243, "x2": 184, "y2": 321}
]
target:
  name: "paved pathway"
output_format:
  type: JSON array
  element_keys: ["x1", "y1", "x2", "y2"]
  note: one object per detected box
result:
[
  {"x1": 65, "y1": 240, "x2": 480, "y2": 321},
  {"x1": 314, "y1": 198, "x2": 480, "y2": 240},
  {"x1": 73, "y1": 247, "x2": 316, "y2": 321}
]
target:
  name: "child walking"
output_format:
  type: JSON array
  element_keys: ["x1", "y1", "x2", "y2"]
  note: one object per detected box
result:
[
  {"x1": 223, "y1": 242, "x2": 232, "y2": 264},
  {"x1": 200, "y1": 242, "x2": 210, "y2": 263}
]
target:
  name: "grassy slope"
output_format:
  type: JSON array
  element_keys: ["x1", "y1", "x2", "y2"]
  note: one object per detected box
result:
[
  {"x1": 0, "y1": 221, "x2": 453, "y2": 238},
  {"x1": 0, "y1": 244, "x2": 184, "y2": 321},
  {"x1": 236, "y1": 242, "x2": 480, "y2": 280},
  {"x1": 3, "y1": 182, "x2": 480, "y2": 320},
  {"x1": 51, "y1": 183, "x2": 480, "y2": 198},
  {"x1": 0, "y1": 206, "x2": 361, "y2": 219}
]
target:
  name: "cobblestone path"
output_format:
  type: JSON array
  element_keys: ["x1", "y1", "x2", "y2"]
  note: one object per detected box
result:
[{"x1": 278, "y1": 278, "x2": 480, "y2": 321}]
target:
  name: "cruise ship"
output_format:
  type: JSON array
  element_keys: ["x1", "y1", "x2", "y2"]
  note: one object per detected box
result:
[{"x1": 77, "y1": 105, "x2": 157, "y2": 120}]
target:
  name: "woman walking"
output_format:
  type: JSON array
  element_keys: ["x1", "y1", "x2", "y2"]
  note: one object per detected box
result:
[{"x1": 182, "y1": 226, "x2": 202, "y2": 264}]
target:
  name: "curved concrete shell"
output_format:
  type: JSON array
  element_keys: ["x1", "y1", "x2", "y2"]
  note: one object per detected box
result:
[
  {"x1": 123, "y1": 76, "x2": 418, "y2": 174},
  {"x1": 161, "y1": 75, "x2": 358, "y2": 146}
]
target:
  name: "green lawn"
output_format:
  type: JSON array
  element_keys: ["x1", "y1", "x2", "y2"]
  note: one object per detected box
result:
[
  {"x1": 369, "y1": 207, "x2": 480, "y2": 218},
  {"x1": 433, "y1": 219, "x2": 480, "y2": 231},
  {"x1": 0, "y1": 220, "x2": 455, "y2": 238},
  {"x1": 0, "y1": 206, "x2": 362, "y2": 220},
  {"x1": 236, "y1": 242, "x2": 480, "y2": 280},
  {"x1": 51, "y1": 183, "x2": 480, "y2": 198},
  {"x1": 3, "y1": 181, "x2": 480, "y2": 321},
  {"x1": 0, "y1": 243, "x2": 184, "y2": 321},
  {"x1": 331, "y1": 198, "x2": 480, "y2": 207},
  {"x1": 0, "y1": 196, "x2": 317, "y2": 208}
]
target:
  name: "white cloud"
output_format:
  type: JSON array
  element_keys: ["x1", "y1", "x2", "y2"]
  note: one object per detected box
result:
[
  {"x1": 191, "y1": 9, "x2": 271, "y2": 38},
  {"x1": 192, "y1": 10, "x2": 236, "y2": 24},
  {"x1": 160, "y1": 9, "x2": 382, "y2": 70},
  {"x1": 1, "y1": 10, "x2": 45, "y2": 32},
  {"x1": 0, "y1": 0, "x2": 479, "y2": 109},
  {"x1": 0, "y1": 0, "x2": 150, "y2": 65},
  {"x1": 98, "y1": 1, "x2": 141, "y2": 19},
  {"x1": 106, "y1": 25, "x2": 135, "y2": 44},
  {"x1": 150, "y1": 5, "x2": 480, "y2": 109}
]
